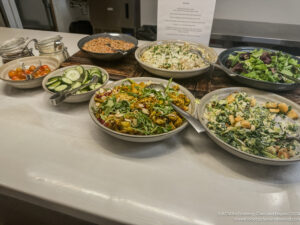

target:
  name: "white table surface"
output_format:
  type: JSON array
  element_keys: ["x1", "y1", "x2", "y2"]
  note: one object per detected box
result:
[{"x1": 1, "y1": 27, "x2": 300, "y2": 225}]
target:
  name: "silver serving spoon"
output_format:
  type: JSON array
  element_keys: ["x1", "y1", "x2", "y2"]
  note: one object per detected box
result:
[
  {"x1": 49, "y1": 75, "x2": 98, "y2": 106},
  {"x1": 146, "y1": 83, "x2": 205, "y2": 133},
  {"x1": 146, "y1": 83, "x2": 300, "y2": 142},
  {"x1": 278, "y1": 72, "x2": 300, "y2": 84},
  {"x1": 189, "y1": 49, "x2": 237, "y2": 77},
  {"x1": 286, "y1": 134, "x2": 300, "y2": 142},
  {"x1": 105, "y1": 44, "x2": 128, "y2": 56}
]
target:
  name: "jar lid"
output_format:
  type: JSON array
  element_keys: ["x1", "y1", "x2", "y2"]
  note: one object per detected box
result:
[
  {"x1": 0, "y1": 37, "x2": 27, "y2": 53},
  {"x1": 37, "y1": 35, "x2": 62, "y2": 46}
]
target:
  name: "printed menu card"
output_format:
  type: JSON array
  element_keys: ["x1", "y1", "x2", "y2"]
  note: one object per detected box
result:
[{"x1": 157, "y1": 0, "x2": 216, "y2": 45}]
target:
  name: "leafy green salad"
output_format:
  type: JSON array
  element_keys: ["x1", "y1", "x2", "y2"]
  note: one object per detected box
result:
[
  {"x1": 225, "y1": 49, "x2": 300, "y2": 83},
  {"x1": 92, "y1": 79, "x2": 190, "y2": 135},
  {"x1": 205, "y1": 92, "x2": 299, "y2": 159}
]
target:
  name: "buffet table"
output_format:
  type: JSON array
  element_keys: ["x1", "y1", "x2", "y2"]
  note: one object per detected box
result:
[{"x1": 1, "y1": 27, "x2": 300, "y2": 225}]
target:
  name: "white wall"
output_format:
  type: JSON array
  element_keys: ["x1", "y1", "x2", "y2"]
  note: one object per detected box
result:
[
  {"x1": 214, "y1": 0, "x2": 300, "y2": 25},
  {"x1": 140, "y1": 0, "x2": 157, "y2": 26},
  {"x1": 140, "y1": 0, "x2": 300, "y2": 26}
]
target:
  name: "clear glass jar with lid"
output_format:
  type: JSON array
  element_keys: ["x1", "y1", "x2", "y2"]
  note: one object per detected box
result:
[
  {"x1": 35, "y1": 35, "x2": 69, "y2": 63},
  {"x1": 0, "y1": 37, "x2": 33, "y2": 63}
]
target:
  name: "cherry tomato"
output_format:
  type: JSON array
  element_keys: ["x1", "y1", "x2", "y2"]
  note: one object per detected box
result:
[
  {"x1": 29, "y1": 65, "x2": 36, "y2": 71},
  {"x1": 39, "y1": 71, "x2": 47, "y2": 77},
  {"x1": 17, "y1": 71, "x2": 23, "y2": 76},
  {"x1": 44, "y1": 68, "x2": 51, "y2": 73},
  {"x1": 11, "y1": 76, "x2": 21, "y2": 81},
  {"x1": 25, "y1": 69, "x2": 31, "y2": 74},
  {"x1": 41, "y1": 65, "x2": 49, "y2": 70},
  {"x1": 8, "y1": 70, "x2": 17, "y2": 78},
  {"x1": 33, "y1": 71, "x2": 40, "y2": 78},
  {"x1": 16, "y1": 67, "x2": 23, "y2": 72}
]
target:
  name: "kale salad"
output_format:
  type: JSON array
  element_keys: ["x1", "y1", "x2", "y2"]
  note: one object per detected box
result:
[
  {"x1": 204, "y1": 92, "x2": 299, "y2": 159},
  {"x1": 225, "y1": 49, "x2": 300, "y2": 83}
]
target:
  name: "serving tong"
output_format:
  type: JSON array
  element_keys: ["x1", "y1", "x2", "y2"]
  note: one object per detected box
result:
[
  {"x1": 49, "y1": 75, "x2": 99, "y2": 106},
  {"x1": 21, "y1": 60, "x2": 42, "y2": 80}
]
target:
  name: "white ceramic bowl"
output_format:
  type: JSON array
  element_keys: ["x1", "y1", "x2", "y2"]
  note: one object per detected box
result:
[
  {"x1": 89, "y1": 77, "x2": 196, "y2": 142},
  {"x1": 42, "y1": 65, "x2": 109, "y2": 103},
  {"x1": 197, "y1": 87, "x2": 300, "y2": 166},
  {"x1": 0, "y1": 56, "x2": 60, "y2": 89},
  {"x1": 135, "y1": 40, "x2": 218, "y2": 79}
]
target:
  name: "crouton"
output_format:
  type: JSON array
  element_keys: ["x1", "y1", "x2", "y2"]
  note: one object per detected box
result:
[
  {"x1": 269, "y1": 108, "x2": 280, "y2": 113},
  {"x1": 226, "y1": 94, "x2": 235, "y2": 104},
  {"x1": 241, "y1": 120, "x2": 251, "y2": 129},
  {"x1": 265, "y1": 102, "x2": 278, "y2": 108},
  {"x1": 278, "y1": 103, "x2": 288, "y2": 114},
  {"x1": 287, "y1": 109, "x2": 298, "y2": 120}
]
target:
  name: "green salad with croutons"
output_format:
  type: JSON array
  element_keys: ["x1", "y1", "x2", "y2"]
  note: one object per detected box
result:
[{"x1": 205, "y1": 92, "x2": 299, "y2": 159}]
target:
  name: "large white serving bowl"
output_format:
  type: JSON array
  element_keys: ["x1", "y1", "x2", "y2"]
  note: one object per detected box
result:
[
  {"x1": 89, "y1": 77, "x2": 196, "y2": 142},
  {"x1": 135, "y1": 40, "x2": 218, "y2": 79},
  {"x1": 197, "y1": 87, "x2": 300, "y2": 166},
  {"x1": 0, "y1": 56, "x2": 60, "y2": 89},
  {"x1": 42, "y1": 65, "x2": 109, "y2": 103}
]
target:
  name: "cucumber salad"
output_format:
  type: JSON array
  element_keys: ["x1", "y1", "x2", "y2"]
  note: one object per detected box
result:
[
  {"x1": 45, "y1": 66, "x2": 107, "y2": 94},
  {"x1": 204, "y1": 92, "x2": 299, "y2": 159}
]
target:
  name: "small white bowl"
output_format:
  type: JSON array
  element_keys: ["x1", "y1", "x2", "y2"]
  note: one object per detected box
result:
[
  {"x1": 135, "y1": 40, "x2": 218, "y2": 79},
  {"x1": 89, "y1": 77, "x2": 196, "y2": 142},
  {"x1": 0, "y1": 56, "x2": 60, "y2": 89},
  {"x1": 42, "y1": 65, "x2": 109, "y2": 103}
]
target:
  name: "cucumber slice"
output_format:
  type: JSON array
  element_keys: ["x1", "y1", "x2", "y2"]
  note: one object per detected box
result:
[
  {"x1": 46, "y1": 77, "x2": 60, "y2": 86},
  {"x1": 54, "y1": 84, "x2": 68, "y2": 92},
  {"x1": 48, "y1": 81, "x2": 61, "y2": 90},
  {"x1": 94, "y1": 83, "x2": 102, "y2": 90},
  {"x1": 71, "y1": 81, "x2": 82, "y2": 90},
  {"x1": 82, "y1": 71, "x2": 89, "y2": 84},
  {"x1": 63, "y1": 67, "x2": 76, "y2": 75},
  {"x1": 76, "y1": 66, "x2": 84, "y2": 75},
  {"x1": 65, "y1": 69, "x2": 81, "y2": 81},
  {"x1": 61, "y1": 77, "x2": 73, "y2": 85},
  {"x1": 90, "y1": 72, "x2": 103, "y2": 83},
  {"x1": 76, "y1": 88, "x2": 89, "y2": 95},
  {"x1": 101, "y1": 74, "x2": 107, "y2": 83},
  {"x1": 89, "y1": 83, "x2": 96, "y2": 90},
  {"x1": 79, "y1": 89, "x2": 89, "y2": 94},
  {"x1": 88, "y1": 68, "x2": 101, "y2": 75}
]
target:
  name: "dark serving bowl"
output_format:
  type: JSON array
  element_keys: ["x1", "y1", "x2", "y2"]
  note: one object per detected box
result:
[
  {"x1": 77, "y1": 33, "x2": 138, "y2": 61},
  {"x1": 218, "y1": 46, "x2": 300, "y2": 91}
]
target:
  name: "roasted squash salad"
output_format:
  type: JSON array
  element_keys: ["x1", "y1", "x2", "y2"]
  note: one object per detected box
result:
[
  {"x1": 205, "y1": 92, "x2": 299, "y2": 159},
  {"x1": 92, "y1": 79, "x2": 190, "y2": 135}
]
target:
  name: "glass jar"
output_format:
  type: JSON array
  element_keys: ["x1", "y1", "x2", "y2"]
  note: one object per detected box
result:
[
  {"x1": 35, "y1": 35, "x2": 69, "y2": 63},
  {"x1": 0, "y1": 37, "x2": 34, "y2": 64}
]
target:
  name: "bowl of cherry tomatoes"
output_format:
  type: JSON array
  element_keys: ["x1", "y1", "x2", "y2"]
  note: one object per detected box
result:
[{"x1": 0, "y1": 56, "x2": 60, "y2": 89}]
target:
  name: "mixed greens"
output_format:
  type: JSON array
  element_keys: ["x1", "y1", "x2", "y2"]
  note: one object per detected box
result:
[
  {"x1": 205, "y1": 92, "x2": 299, "y2": 159},
  {"x1": 46, "y1": 66, "x2": 107, "y2": 94},
  {"x1": 225, "y1": 49, "x2": 300, "y2": 83},
  {"x1": 92, "y1": 79, "x2": 190, "y2": 135}
]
